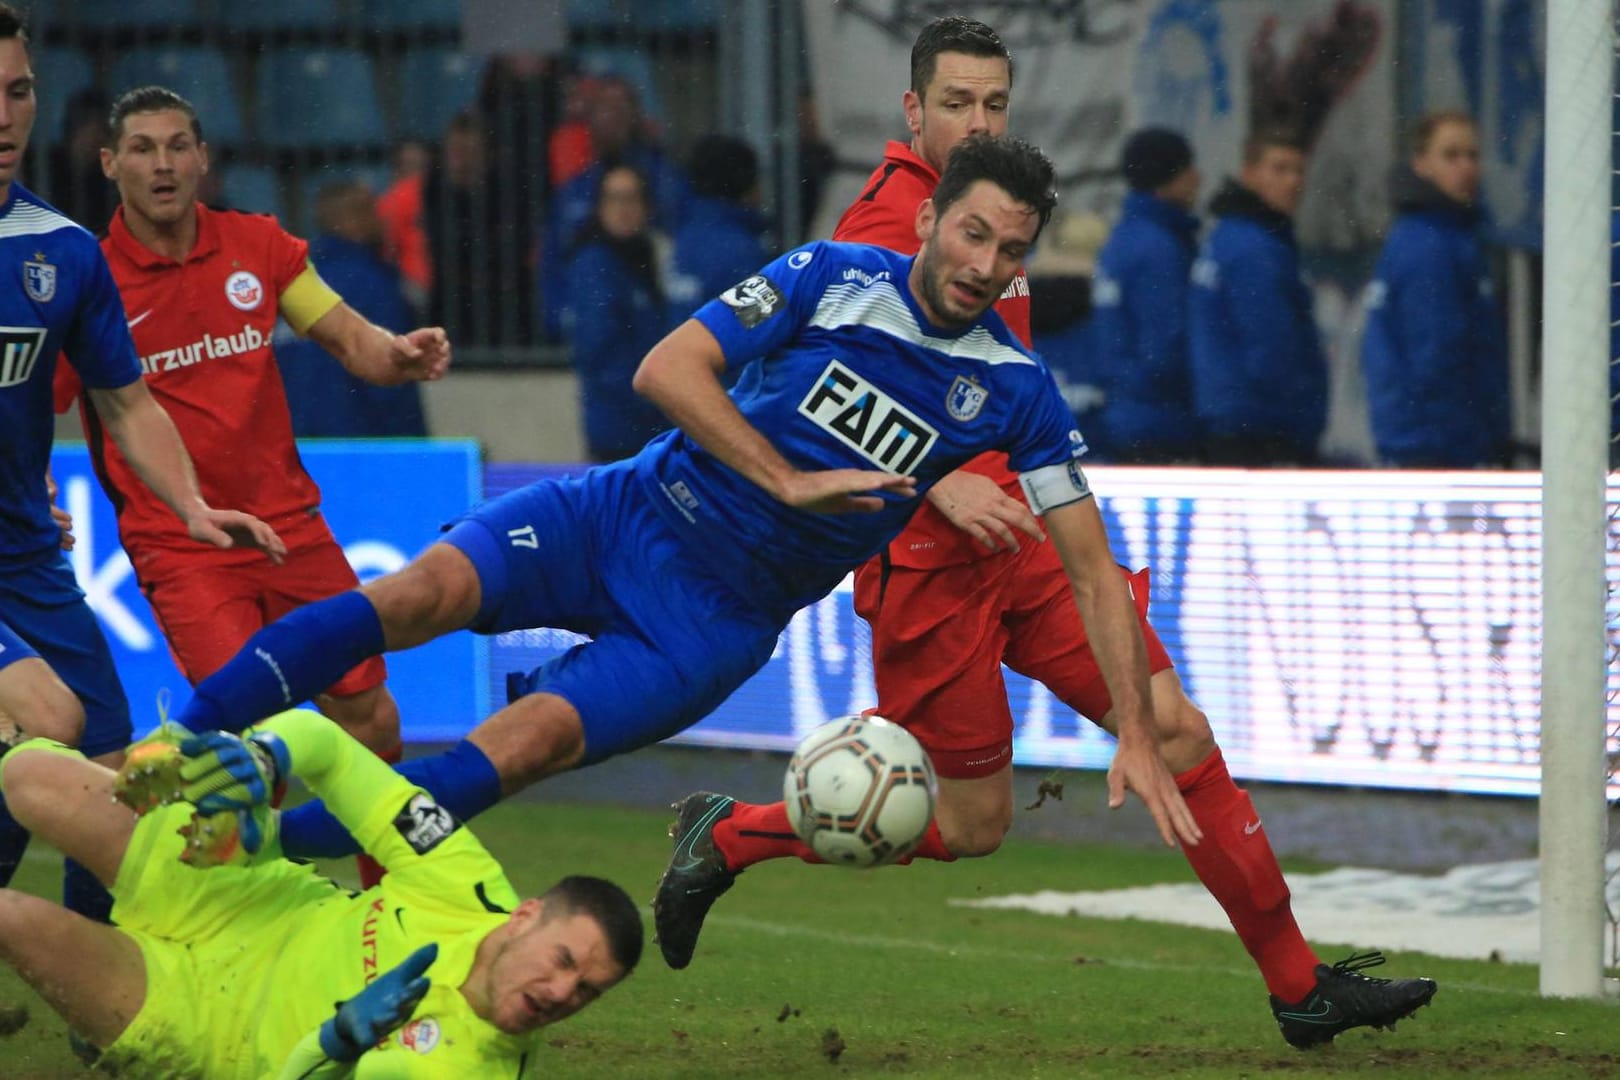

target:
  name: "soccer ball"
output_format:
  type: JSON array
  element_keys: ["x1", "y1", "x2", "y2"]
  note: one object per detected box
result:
[{"x1": 783, "y1": 715, "x2": 937, "y2": 868}]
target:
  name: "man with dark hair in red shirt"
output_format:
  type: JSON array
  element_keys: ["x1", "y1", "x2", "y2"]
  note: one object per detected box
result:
[
  {"x1": 655, "y1": 16, "x2": 1437, "y2": 1049},
  {"x1": 56, "y1": 86, "x2": 449, "y2": 785}
]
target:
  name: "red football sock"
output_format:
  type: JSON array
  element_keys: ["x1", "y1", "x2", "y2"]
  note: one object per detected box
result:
[
  {"x1": 712, "y1": 801, "x2": 821, "y2": 871},
  {"x1": 355, "y1": 743, "x2": 403, "y2": 889},
  {"x1": 893, "y1": 819, "x2": 955, "y2": 864},
  {"x1": 714, "y1": 804, "x2": 959, "y2": 872},
  {"x1": 1175, "y1": 748, "x2": 1320, "y2": 1002}
]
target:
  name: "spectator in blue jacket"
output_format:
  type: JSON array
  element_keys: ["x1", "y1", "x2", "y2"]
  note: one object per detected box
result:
[
  {"x1": 1091, "y1": 127, "x2": 1203, "y2": 462},
  {"x1": 666, "y1": 134, "x2": 772, "y2": 321},
  {"x1": 564, "y1": 164, "x2": 675, "y2": 462},
  {"x1": 1361, "y1": 112, "x2": 1508, "y2": 468},
  {"x1": 540, "y1": 76, "x2": 691, "y2": 341},
  {"x1": 277, "y1": 181, "x2": 428, "y2": 438},
  {"x1": 1190, "y1": 128, "x2": 1327, "y2": 465}
]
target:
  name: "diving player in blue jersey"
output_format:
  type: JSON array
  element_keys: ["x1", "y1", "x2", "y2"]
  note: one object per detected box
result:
[
  {"x1": 165, "y1": 134, "x2": 1201, "y2": 868},
  {"x1": 0, "y1": 2, "x2": 284, "y2": 923}
]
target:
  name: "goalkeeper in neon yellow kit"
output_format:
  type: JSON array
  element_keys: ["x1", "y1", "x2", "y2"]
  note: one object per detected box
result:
[{"x1": 0, "y1": 710, "x2": 642, "y2": 1077}]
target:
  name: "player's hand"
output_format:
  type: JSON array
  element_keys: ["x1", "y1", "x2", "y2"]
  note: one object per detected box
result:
[
  {"x1": 45, "y1": 470, "x2": 74, "y2": 552},
  {"x1": 926, "y1": 470, "x2": 1044, "y2": 553},
  {"x1": 390, "y1": 326, "x2": 451, "y2": 383},
  {"x1": 319, "y1": 943, "x2": 438, "y2": 1063},
  {"x1": 176, "y1": 730, "x2": 291, "y2": 816},
  {"x1": 1106, "y1": 722, "x2": 1202, "y2": 849},
  {"x1": 775, "y1": 469, "x2": 917, "y2": 514},
  {"x1": 185, "y1": 508, "x2": 287, "y2": 565}
]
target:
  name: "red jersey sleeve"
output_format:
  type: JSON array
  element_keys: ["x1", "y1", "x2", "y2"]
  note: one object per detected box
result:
[
  {"x1": 267, "y1": 219, "x2": 312, "y2": 295},
  {"x1": 52, "y1": 353, "x2": 82, "y2": 415}
]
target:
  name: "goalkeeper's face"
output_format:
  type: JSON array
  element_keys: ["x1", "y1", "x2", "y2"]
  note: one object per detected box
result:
[{"x1": 483, "y1": 905, "x2": 625, "y2": 1034}]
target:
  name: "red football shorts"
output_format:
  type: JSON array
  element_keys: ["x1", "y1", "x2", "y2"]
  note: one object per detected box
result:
[
  {"x1": 138, "y1": 513, "x2": 387, "y2": 697},
  {"x1": 853, "y1": 540, "x2": 1173, "y2": 779}
]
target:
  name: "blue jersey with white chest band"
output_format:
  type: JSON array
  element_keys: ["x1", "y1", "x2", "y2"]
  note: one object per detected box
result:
[
  {"x1": 0, "y1": 184, "x2": 141, "y2": 564},
  {"x1": 634, "y1": 240, "x2": 1086, "y2": 614}
]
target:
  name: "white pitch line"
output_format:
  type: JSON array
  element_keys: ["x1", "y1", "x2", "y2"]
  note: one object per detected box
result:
[{"x1": 707, "y1": 912, "x2": 1540, "y2": 998}]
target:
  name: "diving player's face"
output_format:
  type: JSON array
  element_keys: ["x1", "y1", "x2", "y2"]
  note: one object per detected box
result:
[
  {"x1": 911, "y1": 179, "x2": 1037, "y2": 329},
  {"x1": 904, "y1": 52, "x2": 1010, "y2": 175},
  {"x1": 486, "y1": 910, "x2": 624, "y2": 1034},
  {"x1": 0, "y1": 39, "x2": 36, "y2": 197},
  {"x1": 103, "y1": 110, "x2": 209, "y2": 229}
]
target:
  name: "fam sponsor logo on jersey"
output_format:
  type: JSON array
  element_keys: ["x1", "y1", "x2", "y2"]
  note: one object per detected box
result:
[
  {"x1": 0, "y1": 326, "x2": 47, "y2": 389},
  {"x1": 393, "y1": 792, "x2": 459, "y2": 855},
  {"x1": 720, "y1": 274, "x2": 784, "y2": 328},
  {"x1": 224, "y1": 269, "x2": 264, "y2": 311},
  {"x1": 798, "y1": 359, "x2": 937, "y2": 474},
  {"x1": 23, "y1": 255, "x2": 55, "y2": 302},
  {"x1": 398, "y1": 1016, "x2": 441, "y2": 1054},
  {"x1": 138, "y1": 322, "x2": 266, "y2": 375}
]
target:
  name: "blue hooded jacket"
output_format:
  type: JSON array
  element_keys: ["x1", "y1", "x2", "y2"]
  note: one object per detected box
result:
[
  {"x1": 665, "y1": 194, "x2": 771, "y2": 320},
  {"x1": 276, "y1": 233, "x2": 427, "y2": 438},
  {"x1": 564, "y1": 229, "x2": 676, "y2": 461},
  {"x1": 1189, "y1": 180, "x2": 1327, "y2": 457},
  {"x1": 1090, "y1": 190, "x2": 1201, "y2": 459},
  {"x1": 1361, "y1": 169, "x2": 1508, "y2": 466}
]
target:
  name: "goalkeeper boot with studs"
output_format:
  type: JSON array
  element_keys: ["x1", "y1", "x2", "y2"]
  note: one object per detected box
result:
[
  {"x1": 653, "y1": 792, "x2": 739, "y2": 970},
  {"x1": 176, "y1": 803, "x2": 279, "y2": 870},
  {"x1": 113, "y1": 729, "x2": 190, "y2": 814},
  {"x1": 1270, "y1": 950, "x2": 1437, "y2": 1049}
]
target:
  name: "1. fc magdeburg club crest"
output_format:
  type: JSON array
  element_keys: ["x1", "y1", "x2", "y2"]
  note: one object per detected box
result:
[
  {"x1": 946, "y1": 375, "x2": 988, "y2": 421},
  {"x1": 23, "y1": 258, "x2": 55, "y2": 302}
]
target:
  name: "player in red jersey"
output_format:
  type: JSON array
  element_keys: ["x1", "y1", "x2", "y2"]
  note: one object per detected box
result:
[
  {"x1": 654, "y1": 17, "x2": 1436, "y2": 1049},
  {"x1": 56, "y1": 87, "x2": 449, "y2": 765}
]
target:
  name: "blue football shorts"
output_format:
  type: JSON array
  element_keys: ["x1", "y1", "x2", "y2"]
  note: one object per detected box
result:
[
  {"x1": 441, "y1": 460, "x2": 781, "y2": 765},
  {"x1": 0, "y1": 553, "x2": 132, "y2": 757}
]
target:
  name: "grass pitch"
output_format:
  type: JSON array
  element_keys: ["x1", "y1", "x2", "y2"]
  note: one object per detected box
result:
[{"x1": 1, "y1": 798, "x2": 1615, "y2": 1078}]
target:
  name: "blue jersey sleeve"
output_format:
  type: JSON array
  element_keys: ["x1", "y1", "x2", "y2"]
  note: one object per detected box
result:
[
  {"x1": 1006, "y1": 365, "x2": 1089, "y2": 473},
  {"x1": 63, "y1": 242, "x2": 140, "y2": 389},
  {"x1": 692, "y1": 242, "x2": 831, "y2": 371}
]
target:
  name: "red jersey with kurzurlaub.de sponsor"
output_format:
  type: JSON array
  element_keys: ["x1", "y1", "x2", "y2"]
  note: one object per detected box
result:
[
  {"x1": 55, "y1": 204, "x2": 327, "y2": 569},
  {"x1": 832, "y1": 139, "x2": 1033, "y2": 569}
]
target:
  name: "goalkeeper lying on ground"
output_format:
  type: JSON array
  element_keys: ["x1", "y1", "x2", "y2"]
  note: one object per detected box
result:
[{"x1": 0, "y1": 709, "x2": 642, "y2": 1077}]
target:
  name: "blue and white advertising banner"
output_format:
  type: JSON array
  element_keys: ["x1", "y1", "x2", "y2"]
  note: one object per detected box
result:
[
  {"x1": 488, "y1": 464, "x2": 1619, "y2": 799},
  {"x1": 51, "y1": 439, "x2": 487, "y2": 742}
]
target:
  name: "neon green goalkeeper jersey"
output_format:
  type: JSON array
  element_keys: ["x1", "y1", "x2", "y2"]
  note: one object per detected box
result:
[{"x1": 107, "y1": 710, "x2": 540, "y2": 1079}]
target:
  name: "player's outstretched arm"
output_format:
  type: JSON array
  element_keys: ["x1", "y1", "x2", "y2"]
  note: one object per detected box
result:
[
  {"x1": 1042, "y1": 496, "x2": 1202, "y2": 849},
  {"x1": 633, "y1": 320, "x2": 915, "y2": 513},
  {"x1": 304, "y1": 302, "x2": 452, "y2": 387},
  {"x1": 273, "y1": 944, "x2": 438, "y2": 1080},
  {"x1": 83, "y1": 380, "x2": 287, "y2": 563}
]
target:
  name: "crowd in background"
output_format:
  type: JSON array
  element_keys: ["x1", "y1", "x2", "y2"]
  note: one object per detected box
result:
[{"x1": 28, "y1": 39, "x2": 1561, "y2": 470}]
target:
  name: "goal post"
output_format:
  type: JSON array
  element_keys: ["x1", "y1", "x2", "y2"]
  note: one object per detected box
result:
[{"x1": 1538, "y1": 0, "x2": 1615, "y2": 1000}]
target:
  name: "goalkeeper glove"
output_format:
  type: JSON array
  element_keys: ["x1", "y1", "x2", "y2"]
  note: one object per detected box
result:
[
  {"x1": 318, "y1": 943, "x2": 438, "y2": 1063},
  {"x1": 177, "y1": 730, "x2": 291, "y2": 816}
]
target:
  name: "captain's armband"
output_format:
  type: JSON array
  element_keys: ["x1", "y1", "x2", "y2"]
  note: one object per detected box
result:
[{"x1": 1018, "y1": 460, "x2": 1092, "y2": 516}]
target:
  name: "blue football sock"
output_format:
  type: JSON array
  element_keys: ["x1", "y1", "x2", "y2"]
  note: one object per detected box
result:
[
  {"x1": 0, "y1": 791, "x2": 30, "y2": 888},
  {"x1": 62, "y1": 857, "x2": 113, "y2": 923},
  {"x1": 281, "y1": 740, "x2": 503, "y2": 860},
  {"x1": 177, "y1": 591, "x2": 385, "y2": 734}
]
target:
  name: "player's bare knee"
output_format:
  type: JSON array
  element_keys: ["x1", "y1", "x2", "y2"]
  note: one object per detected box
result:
[
  {"x1": 1156, "y1": 697, "x2": 1216, "y2": 772},
  {"x1": 320, "y1": 687, "x2": 402, "y2": 756},
  {"x1": 0, "y1": 751, "x2": 54, "y2": 832},
  {"x1": 0, "y1": 674, "x2": 83, "y2": 747},
  {"x1": 469, "y1": 695, "x2": 586, "y2": 793},
  {"x1": 937, "y1": 814, "x2": 1008, "y2": 858},
  {"x1": 365, "y1": 547, "x2": 480, "y2": 648}
]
